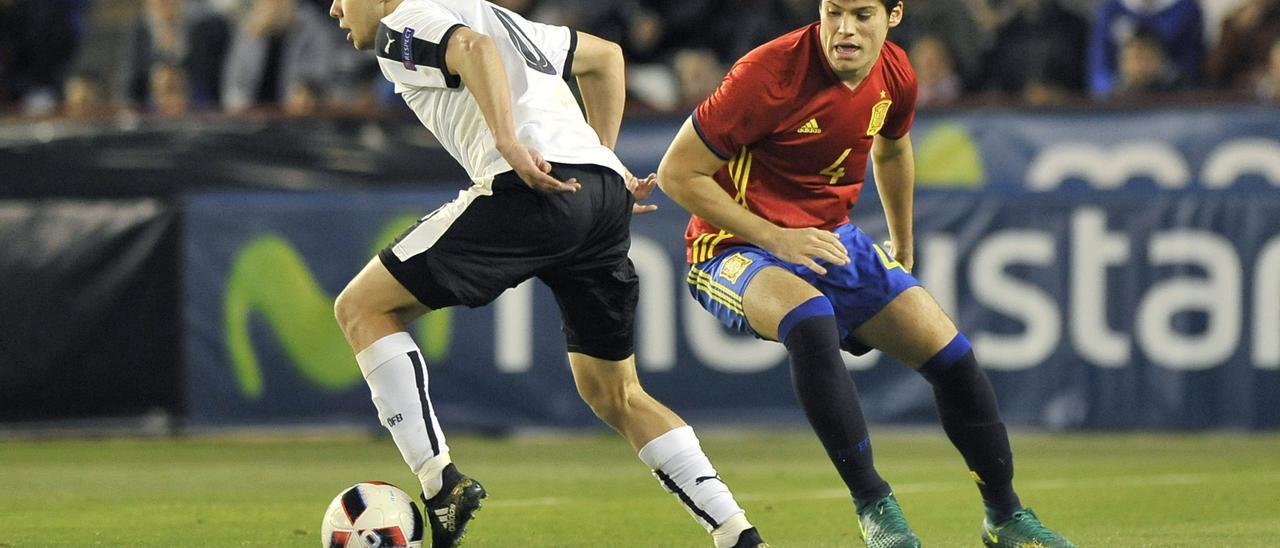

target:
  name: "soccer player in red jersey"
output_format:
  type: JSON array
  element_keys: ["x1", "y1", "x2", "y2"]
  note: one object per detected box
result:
[{"x1": 657, "y1": 1, "x2": 1074, "y2": 547}]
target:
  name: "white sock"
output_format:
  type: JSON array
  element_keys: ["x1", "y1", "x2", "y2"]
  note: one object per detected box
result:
[
  {"x1": 416, "y1": 452, "x2": 453, "y2": 499},
  {"x1": 357, "y1": 332, "x2": 450, "y2": 496},
  {"x1": 638, "y1": 426, "x2": 748, "y2": 542},
  {"x1": 712, "y1": 513, "x2": 753, "y2": 548}
]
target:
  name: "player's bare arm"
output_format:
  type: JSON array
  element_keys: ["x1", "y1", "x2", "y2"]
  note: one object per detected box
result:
[
  {"x1": 571, "y1": 31, "x2": 658, "y2": 214},
  {"x1": 444, "y1": 27, "x2": 581, "y2": 193},
  {"x1": 571, "y1": 32, "x2": 625, "y2": 150},
  {"x1": 871, "y1": 132, "x2": 915, "y2": 271},
  {"x1": 658, "y1": 118, "x2": 850, "y2": 274}
]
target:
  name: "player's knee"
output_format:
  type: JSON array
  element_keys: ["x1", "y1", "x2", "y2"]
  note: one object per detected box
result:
[
  {"x1": 917, "y1": 332, "x2": 976, "y2": 382},
  {"x1": 333, "y1": 283, "x2": 367, "y2": 339},
  {"x1": 579, "y1": 382, "x2": 643, "y2": 426},
  {"x1": 776, "y1": 296, "x2": 837, "y2": 346}
]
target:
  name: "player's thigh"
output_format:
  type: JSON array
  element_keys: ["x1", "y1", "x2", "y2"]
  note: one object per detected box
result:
[
  {"x1": 540, "y1": 256, "x2": 638, "y2": 362},
  {"x1": 339, "y1": 257, "x2": 431, "y2": 320},
  {"x1": 742, "y1": 266, "x2": 825, "y2": 341},
  {"x1": 336, "y1": 258, "x2": 431, "y2": 345},
  {"x1": 852, "y1": 286, "x2": 958, "y2": 368}
]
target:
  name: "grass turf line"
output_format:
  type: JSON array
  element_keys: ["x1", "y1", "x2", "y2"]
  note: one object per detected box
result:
[{"x1": 1, "y1": 431, "x2": 1278, "y2": 547}]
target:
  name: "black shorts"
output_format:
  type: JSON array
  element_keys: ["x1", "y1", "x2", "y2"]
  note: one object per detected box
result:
[{"x1": 378, "y1": 163, "x2": 638, "y2": 361}]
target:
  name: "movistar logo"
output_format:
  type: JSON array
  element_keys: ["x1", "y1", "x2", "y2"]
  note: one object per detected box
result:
[{"x1": 224, "y1": 215, "x2": 451, "y2": 398}]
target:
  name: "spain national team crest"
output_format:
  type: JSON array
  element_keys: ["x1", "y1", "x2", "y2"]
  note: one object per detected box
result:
[
  {"x1": 866, "y1": 92, "x2": 892, "y2": 136},
  {"x1": 718, "y1": 253, "x2": 753, "y2": 284}
]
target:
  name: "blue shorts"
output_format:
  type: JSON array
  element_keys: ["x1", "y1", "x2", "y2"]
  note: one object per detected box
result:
[{"x1": 686, "y1": 224, "x2": 920, "y2": 355}]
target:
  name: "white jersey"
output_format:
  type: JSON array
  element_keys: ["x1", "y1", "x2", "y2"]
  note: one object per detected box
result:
[{"x1": 375, "y1": 0, "x2": 626, "y2": 188}]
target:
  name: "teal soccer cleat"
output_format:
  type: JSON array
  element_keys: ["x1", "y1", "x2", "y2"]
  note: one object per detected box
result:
[
  {"x1": 857, "y1": 494, "x2": 922, "y2": 548},
  {"x1": 982, "y1": 508, "x2": 1075, "y2": 548}
]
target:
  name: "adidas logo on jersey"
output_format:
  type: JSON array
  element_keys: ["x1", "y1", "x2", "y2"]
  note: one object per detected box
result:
[{"x1": 796, "y1": 118, "x2": 822, "y2": 134}]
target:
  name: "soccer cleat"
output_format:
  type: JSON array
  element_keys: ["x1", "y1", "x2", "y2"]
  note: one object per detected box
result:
[
  {"x1": 421, "y1": 464, "x2": 487, "y2": 547},
  {"x1": 982, "y1": 508, "x2": 1075, "y2": 548},
  {"x1": 728, "y1": 526, "x2": 770, "y2": 548},
  {"x1": 856, "y1": 494, "x2": 921, "y2": 548}
]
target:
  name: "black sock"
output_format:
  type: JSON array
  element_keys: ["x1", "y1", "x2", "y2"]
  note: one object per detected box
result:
[
  {"x1": 920, "y1": 345, "x2": 1021, "y2": 522},
  {"x1": 783, "y1": 314, "x2": 891, "y2": 510}
]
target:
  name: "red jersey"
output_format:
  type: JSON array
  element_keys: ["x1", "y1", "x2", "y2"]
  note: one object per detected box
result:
[{"x1": 685, "y1": 23, "x2": 918, "y2": 263}]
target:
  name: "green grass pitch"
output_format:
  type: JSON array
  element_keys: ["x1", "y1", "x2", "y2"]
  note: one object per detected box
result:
[{"x1": 2, "y1": 430, "x2": 1278, "y2": 546}]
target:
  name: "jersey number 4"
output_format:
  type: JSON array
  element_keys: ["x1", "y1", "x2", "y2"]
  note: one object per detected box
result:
[
  {"x1": 820, "y1": 148, "x2": 853, "y2": 185},
  {"x1": 491, "y1": 7, "x2": 557, "y2": 75}
]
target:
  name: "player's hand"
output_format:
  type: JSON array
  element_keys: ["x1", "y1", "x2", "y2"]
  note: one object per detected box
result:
[
  {"x1": 627, "y1": 171, "x2": 658, "y2": 215},
  {"x1": 498, "y1": 141, "x2": 581, "y2": 193},
  {"x1": 882, "y1": 239, "x2": 914, "y2": 272},
  {"x1": 765, "y1": 227, "x2": 849, "y2": 275}
]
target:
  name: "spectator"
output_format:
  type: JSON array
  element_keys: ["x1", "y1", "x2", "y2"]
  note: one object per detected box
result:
[
  {"x1": 122, "y1": 0, "x2": 231, "y2": 110},
  {"x1": 671, "y1": 48, "x2": 724, "y2": 111},
  {"x1": 61, "y1": 70, "x2": 109, "y2": 118},
  {"x1": 1208, "y1": 0, "x2": 1280, "y2": 93},
  {"x1": 891, "y1": 0, "x2": 992, "y2": 91},
  {"x1": 0, "y1": 0, "x2": 91, "y2": 115},
  {"x1": 981, "y1": 0, "x2": 1089, "y2": 105},
  {"x1": 531, "y1": 0, "x2": 667, "y2": 64},
  {"x1": 221, "y1": 0, "x2": 337, "y2": 112},
  {"x1": 1110, "y1": 26, "x2": 1187, "y2": 98},
  {"x1": 1201, "y1": 0, "x2": 1249, "y2": 47},
  {"x1": 705, "y1": 0, "x2": 814, "y2": 63},
  {"x1": 284, "y1": 78, "x2": 323, "y2": 116},
  {"x1": 1088, "y1": 0, "x2": 1204, "y2": 97},
  {"x1": 1258, "y1": 37, "x2": 1280, "y2": 102},
  {"x1": 909, "y1": 34, "x2": 962, "y2": 107},
  {"x1": 151, "y1": 61, "x2": 191, "y2": 117}
]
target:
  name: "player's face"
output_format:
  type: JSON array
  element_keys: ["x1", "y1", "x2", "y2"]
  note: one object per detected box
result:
[
  {"x1": 330, "y1": 0, "x2": 385, "y2": 50},
  {"x1": 819, "y1": 0, "x2": 902, "y2": 81}
]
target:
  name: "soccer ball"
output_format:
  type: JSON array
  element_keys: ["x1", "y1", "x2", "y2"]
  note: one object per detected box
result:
[{"x1": 321, "y1": 482, "x2": 425, "y2": 548}]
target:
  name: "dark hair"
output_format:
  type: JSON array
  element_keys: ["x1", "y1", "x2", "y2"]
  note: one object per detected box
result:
[{"x1": 881, "y1": 0, "x2": 902, "y2": 9}]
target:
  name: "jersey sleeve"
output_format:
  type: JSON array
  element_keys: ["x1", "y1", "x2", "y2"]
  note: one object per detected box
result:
[
  {"x1": 878, "y1": 42, "x2": 918, "y2": 140},
  {"x1": 692, "y1": 60, "x2": 787, "y2": 160},
  {"x1": 376, "y1": 5, "x2": 470, "y2": 89}
]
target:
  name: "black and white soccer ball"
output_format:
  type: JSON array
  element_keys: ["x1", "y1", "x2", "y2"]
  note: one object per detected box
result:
[{"x1": 321, "y1": 482, "x2": 425, "y2": 548}]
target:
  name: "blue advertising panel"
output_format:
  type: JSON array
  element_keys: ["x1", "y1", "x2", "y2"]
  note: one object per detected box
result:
[
  {"x1": 184, "y1": 106, "x2": 1280, "y2": 430},
  {"x1": 183, "y1": 190, "x2": 1280, "y2": 430}
]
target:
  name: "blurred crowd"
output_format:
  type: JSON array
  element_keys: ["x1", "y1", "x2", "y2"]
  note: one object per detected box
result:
[{"x1": 2, "y1": 0, "x2": 1279, "y2": 120}]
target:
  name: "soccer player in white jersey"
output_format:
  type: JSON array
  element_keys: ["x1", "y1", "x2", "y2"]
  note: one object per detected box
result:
[{"x1": 327, "y1": 1, "x2": 768, "y2": 546}]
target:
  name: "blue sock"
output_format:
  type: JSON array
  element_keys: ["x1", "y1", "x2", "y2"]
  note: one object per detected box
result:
[
  {"x1": 919, "y1": 333, "x2": 1021, "y2": 523},
  {"x1": 780, "y1": 297, "x2": 891, "y2": 510}
]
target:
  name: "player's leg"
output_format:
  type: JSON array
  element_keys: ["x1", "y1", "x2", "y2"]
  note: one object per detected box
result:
[
  {"x1": 688, "y1": 244, "x2": 913, "y2": 547},
  {"x1": 336, "y1": 179, "x2": 550, "y2": 547},
  {"x1": 737, "y1": 264, "x2": 918, "y2": 548},
  {"x1": 567, "y1": 353, "x2": 764, "y2": 548},
  {"x1": 543, "y1": 266, "x2": 764, "y2": 548},
  {"x1": 335, "y1": 257, "x2": 485, "y2": 548},
  {"x1": 542, "y1": 166, "x2": 765, "y2": 548},
  {"x1": 851, "y1": 288, "x2": 1074, "y2": 547},
  {"x1": 851, "y1": 287, "x2": 1021, "y2": 514},
  {"x1": 335, "y1": 256, "x2": 456, "y2": 497},
  {"x1": 566, "y1": 353, "x2": 684, "y2": 448},
  {"x1": 739, "y1": 266, "x2": 894, "y2": 509}
]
